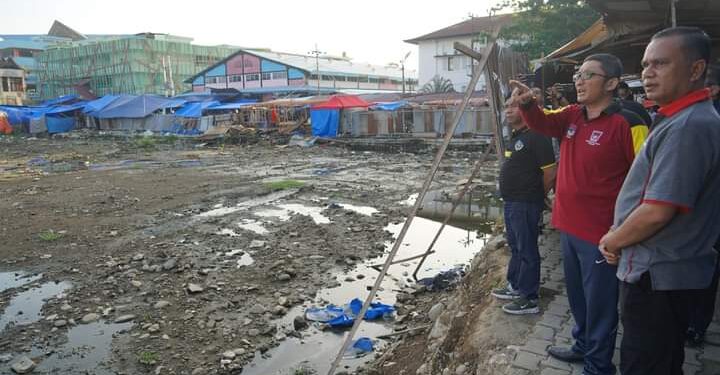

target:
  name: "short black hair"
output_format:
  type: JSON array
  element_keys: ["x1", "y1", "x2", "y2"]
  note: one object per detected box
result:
[
  {"x1": 652, "y1": 26, "x2": 711, "y2": 67},
  {"x1": 583, "y1": 53, "x2": 623, "y2": 78}
]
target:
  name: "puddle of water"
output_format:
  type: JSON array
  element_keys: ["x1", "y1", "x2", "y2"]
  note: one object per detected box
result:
[
  {"x1": 418, "y1": 189, "x2": 501, "y2": 232},
  {"x1": 0, "y1": 281, "x2": 72, "y2": 331},
  {"x1": 335, "y1": 203, "x2": 379, "y2": 216},
  {"x1": 277, "y1": 204, "x2": 330, "y2": 225},
  {"x1": 237, "y1": 220, "x2": 269, "y2": 235},
  {"x1": 30, "y1": 321, "x2": 133, "y2": 375},
  {"x1": 236, "y1": 253, "x2": 255, "y2": 267},
  {"x1": 244, "y1": 216, "x2": 488, "y2": 374},
  {"x1": 197, "y1": 189, "x2": 299, "y2": 218},
  {"x1": 217, "y1": 228, "x2": 240, "y2": 237},
  {"x1": 0, "y1": 271, "x2": 42, "y2": 293},
  {"x1": 254, "y1": 208, "x2": 292, "y2": 221}
]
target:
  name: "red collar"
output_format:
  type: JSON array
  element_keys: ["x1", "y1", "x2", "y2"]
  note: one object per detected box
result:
[{"x1": 657, "y1": 88, "x2": 711, "y2": 118}]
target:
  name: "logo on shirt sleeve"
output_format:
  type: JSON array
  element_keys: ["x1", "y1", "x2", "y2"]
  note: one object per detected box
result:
[
  {"x1": 566, "y1": 124, "x2": 577, "y2": 139},
  {"x1": 586, "y1": 130, "x2": 604, "y2": 146},
  {"x1": 514, "y1": 140, "x2": 524, "y2": 151}
]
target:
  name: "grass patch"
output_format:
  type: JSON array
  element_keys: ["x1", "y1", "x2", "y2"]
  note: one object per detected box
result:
[
  {"x1": 39, "y1": 230, "x2": 62, "y2": 241},
  {"x1": 134, "y1": 136, "x2": 157, "y2": 149},
  {"x1": 264, "y1": 179, "x2": 305, "y2": 191},
  {"x1": 138, "y1": 351, "x2": 158, "y2": 365}
]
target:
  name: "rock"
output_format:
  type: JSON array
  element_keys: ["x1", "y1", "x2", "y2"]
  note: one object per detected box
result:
[
  {"x1": 162, "y1": 258, "x2": 177, "y2": 271},
  {"x1": 272, "y1": 306, "x2": 287, "y2": 315},
  {"x1": 277, "y1": 273, "x2": 292, "y2": 281},
  {"x1": 222, "y1": 350, "x2": 236, "y2": 359},
  {"x1": 54, "y1": 319, "x2": 68, "y2": 328},
  {"x1": 131, "y1": 280, "x2": 142, "y2": 288},
  {"x1": 248, "y1": 328, "x2": 260, "y2": 337},
  {"x1": 0, "y1": 353, "x2": 13, "y2": 362},
  {"x1": 45, "y1": 314, "x2": 58, "y2": 321},
  {"x1": 293, "y1": 315, "x2": 308, "y2": 331},
  {"x1": 147, "y1": 323, "x2": 160, "y2": 333},
  {"x1": 10, "y1": 356, "x2": 36, "y2": 374},
  {"x1": 81, "y1": 313, "x2": 100, "y2": 324},
  {"x1": 187, "y1": 283, "x2": 204, "y2": 293},
  {"x1": 428, "y1": 302, "x2": 445, "y2": 322},
  {"x1": 132, "y1": 254, "x2": 145, "y2": 261},
  {"x1": 455, "y1": 364, "x2": 467, "y2": 375},
  {"x1": 442, "y1": 368, "x2": 452, "y2": 375},
  {"x1": 249, "y1": 240, "x2": 266, "y2": 249},
  {"x1": 344, "y1": 276, "x2": 356, "y2": 282},
  {"x1": 114, "y1": 314, "x2": 136, "y2": 323},
  {"x1": 233, "y1": 348, "x2": 246, "y2": 356},
  {"x1": 356, "y1": 274, "x2": 365, "y2": 280},
  {"x1": 60, "y1": 303, "x2": 72, "y2": 311},
  {"x1": 416, "y1": 364, "x2": 428, "y2": 375},
  {"x1": 162, "y1": 334, "x2": 170, "y2": 340},
  {"x1": 277, "y1": 296, "x2": 289, "y2": 307},
  {"x1": 153, "y1": 300, "x2": 171, "y2": 309},
  {"x1": 191, "y1": 368, "x2": 205, "y2": 375},
  {"x1": 486, "y1": 236, "x2": 507, "y2": 250},
  {"x1": 249, "y1": 305, "x2": 266, "y2": 314}
]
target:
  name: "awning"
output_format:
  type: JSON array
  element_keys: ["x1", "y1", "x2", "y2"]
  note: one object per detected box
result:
[
  {"x1": 312, "y1": 95, "x2": 370, "y2": 109},
  {"x1": 542, "y1": 18, "x2": 608, "y2": 63}
]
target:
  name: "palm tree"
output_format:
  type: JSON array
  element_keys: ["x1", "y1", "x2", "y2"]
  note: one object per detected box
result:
[{"x1": 420, "y1": 75, "x2": 455, "y2": 94}]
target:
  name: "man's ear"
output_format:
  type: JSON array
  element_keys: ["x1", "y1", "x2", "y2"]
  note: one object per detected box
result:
[
  {"x1": 605, "y1": 77, "x2": 620, "y2": 93},
  {"x1": 690, "y1": 59, "x2": 707, "y2": 84}
]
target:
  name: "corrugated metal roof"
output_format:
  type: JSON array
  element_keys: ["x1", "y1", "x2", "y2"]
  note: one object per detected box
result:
[
  {"x1": 11, "y1": 56, "x2": 38, "y2": 70},
  {"x1": 249, "y1": 50, "x2": 410, "y2": 79},
  {"x1": 405, "y1": 14, "x2": 513, "y2": 44}
]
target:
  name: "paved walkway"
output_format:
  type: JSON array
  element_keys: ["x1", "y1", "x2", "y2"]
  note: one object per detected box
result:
[{"x1": 508, "y1": 229, "x2": 720, "y2": 375}]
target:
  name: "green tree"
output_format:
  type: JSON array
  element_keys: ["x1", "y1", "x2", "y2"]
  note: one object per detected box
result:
[
  {"x1": 493, "y1": 0, "x2": 599, "y2": 60},
  {"x1": 420, "y1": 75, "x2": 456, "y2": 94}
]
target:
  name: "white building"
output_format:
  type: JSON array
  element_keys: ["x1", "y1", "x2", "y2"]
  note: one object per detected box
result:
[
  {"x1": 405, "y1": 14, "x2": 512, "y2": 93},
  {"x1": 0, "y1": 57, "x2": 26, "y2": 106}
]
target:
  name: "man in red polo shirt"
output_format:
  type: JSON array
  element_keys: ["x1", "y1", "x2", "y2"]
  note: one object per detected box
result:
[{"x1": 509, "y1": 54, "x2": 648, "y2": 375}]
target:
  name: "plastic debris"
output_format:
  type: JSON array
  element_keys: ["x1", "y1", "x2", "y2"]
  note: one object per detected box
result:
[
  {"x1": 343, "y1": 337, "x2": 374, "y2": 358},
  {"x1": 417, "y1": 266, "x2": 466, "y2": 291},
  {"x1": 304, "y1": 299, "x2": 395, "y2": 328}
]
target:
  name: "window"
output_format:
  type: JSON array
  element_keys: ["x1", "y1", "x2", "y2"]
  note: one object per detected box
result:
[
  {"x1": 245, "y1": 74, "x2": 259, "y2": 82},
  {"x1": 206, "y1": 76, "x2": 226, "y2": 84},
  {"x1": 321, "y1": 75, "x2": 333, "y2": 81},
  {"x1": 272, "y1": 71, "x2": 287, "y2": 80},
  {"x1": 346, "y1": 76, "x2": 358, "y2": 82},
  {"x1": 261, "y1": 72, "x2": 272, "y2": 80},
  {"x1": 357, "y1": 76, "x2": 369, "y2": 83},
  {"x1": 228, "y1": 75, "x2": 243, "y2": 83},
  {"x1": 310, "y1": 74, "x2": 319, "y2": 80},
  {"x1": 447, "y1": 56, "x2": 455, "y2": 71},
  {"x1": 335, "y1": 76, "x2": 346, "y2": 82},
  {"x1": 369, "y1": 77, "x2": 380, "y2": 83},
  {"x1": 2, "y1": 77, "x2": 24, "y2": 92},
  {"x1": 471, "y1": 37, "x2": 487, "y2": 51}
]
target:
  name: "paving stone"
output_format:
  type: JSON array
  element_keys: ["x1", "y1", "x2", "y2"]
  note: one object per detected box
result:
[
  {"x1": 543, "y1": 281, "x2": 565, "y2": 292},
  {"x1": 699, "y1": 344, "x2": 720, "y2": 363},
  {"x1": 540, "y1": 368, "x2": 571, "y2": 375},
  {"x1": 508, "y1": 368, "x2": 531, "y2": 375},
  {"x1": 685, "y1": 347, "x2": 702, "y2": 366},
  {"x1": 514, "y1": 351, "x2": 544, "y2": 372},
  {"x1": 521, "y1": 338, "x2": 553, "y2": 356},
  {"x1": 570, "y1": 363, "x2": 584, "y2": 375},
  {"x1": 541, "y1": 356, "x2": 572, "y2": 371},
  {"x1": 682, "y1": 363, "x2": 701, "y2": 375},
  {"x1": 557, "y1": 324, "x2": 575, "y2": 339},
  {"x1": 546, "y1": 303, "x2": 570, "y2": 317},
  {"x1": 538, "y1": 314, "x2": 565, "y2": 330},
  {"x1": 552, "y1": 296, "x2": 571, "y2": 307},
  {"x1": 530, "y1": 325, "x2": 556, "y2": 341},
  {"x1": 707, "y1": 322, "x2": 720, "y2": 334}
]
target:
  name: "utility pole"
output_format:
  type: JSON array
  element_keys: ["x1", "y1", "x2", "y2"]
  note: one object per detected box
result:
[
  {"x1": 308, "y1": 44, "x2": 324, "y2": 96},
  {"x1": 401, "y1": 51, "x2": 411, "y2": 95}
]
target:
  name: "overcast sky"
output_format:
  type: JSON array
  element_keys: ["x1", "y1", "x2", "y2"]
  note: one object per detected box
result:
[{"x1": 1, "y1": 0, "x2": 498, "y2": 72}]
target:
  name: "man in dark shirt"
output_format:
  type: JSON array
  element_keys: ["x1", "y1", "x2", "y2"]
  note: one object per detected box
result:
[
  {"x1": 618, "y1": 81, "x2": 653, "y2": 126},
  {"x1": 492, "y1": 96, "x2": 556, "y2": 315}
]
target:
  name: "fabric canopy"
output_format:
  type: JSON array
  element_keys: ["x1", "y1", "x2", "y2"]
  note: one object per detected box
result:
[
  {"x1": 371, "y1": 101, "x2": 409, "y2": 111},
  {"x1": 91, "y1": 95, "x2": 181, "y2": 119},
  {"x1": 310, "y1": 109, "x2": 339, "y2": 137},
  {"x1": 312, "y1": 95, "x2": 369, "y2": 109},
  {"x1": 174, "y1": 101, "x2": 221, "y2": 118}
]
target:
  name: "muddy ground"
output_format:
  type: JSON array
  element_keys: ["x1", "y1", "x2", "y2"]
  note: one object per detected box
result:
[{"x1": 0, "y1": 134, "x2": 499, "y2": 375}]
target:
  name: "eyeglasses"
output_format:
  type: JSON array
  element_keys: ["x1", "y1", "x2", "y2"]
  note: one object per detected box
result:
[{"x1": 573, "y1": 71, "x2": 608, "y2": 82}]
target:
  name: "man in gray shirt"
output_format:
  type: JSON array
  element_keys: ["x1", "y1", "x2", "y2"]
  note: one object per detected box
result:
[{"x1": 599, "y1": 27, "x2": 720, "y2": 375}]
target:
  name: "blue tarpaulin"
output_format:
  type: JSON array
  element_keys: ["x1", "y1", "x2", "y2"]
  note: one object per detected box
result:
[
  {"x1": 304, "y1": 299, "x2": 394, "y2": 328},
  {"x1": 371, "y1": 101, "x2": 409, "y2": 111},
  {"x1": 46, "y1": 116, "x2": 75, "y2": 134},
  {"x1": 91, "y1": 95, "x2": 180, "y2": 119},
  {"x1": 206, "y1": 100, "x2": 257, "y2": 110},
  {"x1": 310, "y1": 109, "x2": 339, "y2": 137},
  {"x1": 83, "y1": 95, "x2": 120, "y2": 114},
  {"x1": 45, "y1": 102, "x2": 87, "y2": 115},
  {"x1": 41, "y1": 94, "x2": 79, "y2": 107},
  {"x1": 174, "y1": 101, "x2": 221, "y2": 118}
]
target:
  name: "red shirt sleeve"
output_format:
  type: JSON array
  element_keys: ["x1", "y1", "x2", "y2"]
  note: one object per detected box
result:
[{"x1": 520, "y1": 103, "x2": 576, "y2": 138}]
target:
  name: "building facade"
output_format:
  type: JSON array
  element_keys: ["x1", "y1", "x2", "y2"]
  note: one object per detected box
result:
[
  {"x1": 405, "y1": 14, "x2": 512, "y2": 93},
  {"x1": 0, "y1": 58, "x2": 26, "y2": 105},
  {"x1": 188, "y1": 49, "x2": 417, "y2": 96}
]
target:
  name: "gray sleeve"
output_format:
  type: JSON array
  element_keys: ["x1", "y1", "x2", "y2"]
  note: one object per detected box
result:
[{"x1": 643, "y1": 123, "x2": 712, "y2": 211}]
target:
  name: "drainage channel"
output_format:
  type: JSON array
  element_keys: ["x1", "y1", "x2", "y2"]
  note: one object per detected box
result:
[{"x1": 242, "y1": 209, "x2": 494, "y2": 375}]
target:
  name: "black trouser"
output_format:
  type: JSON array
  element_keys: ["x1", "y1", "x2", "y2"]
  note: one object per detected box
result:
[
  {"x1": 688, "y1": 256, "x2": 720, "y2": 337},
  {"x1": 620, "y1": 273, "x2": 704, "y2": 375}
]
